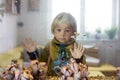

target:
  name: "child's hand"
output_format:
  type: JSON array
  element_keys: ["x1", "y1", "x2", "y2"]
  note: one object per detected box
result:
[
  {"x1": 23, "y1": 38, "x2": 37, "y2": 52},
  {"x1": 70, "y1": 43, "x2": 84, "y2": 58}
]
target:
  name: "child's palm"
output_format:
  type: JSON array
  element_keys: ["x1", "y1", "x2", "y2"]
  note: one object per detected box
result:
[
  {"x1": 23, "y1": 38, "x2": 36, "y2": 52},
  {"x1": 70, "y1": 43, "x2": 84, "y2": 58}
]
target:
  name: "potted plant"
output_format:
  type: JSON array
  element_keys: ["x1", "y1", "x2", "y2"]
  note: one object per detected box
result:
[
  {"x1": 105, "y1": 26, "x2": 117, "y2": 39},
  {"x1": 95, "y1": 28, "x2": 101, "y2": 39}
]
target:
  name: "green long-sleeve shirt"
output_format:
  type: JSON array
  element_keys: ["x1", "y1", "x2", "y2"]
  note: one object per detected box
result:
[{"x1": 39, "y1": 38, "x2": 86, "y2": 76}]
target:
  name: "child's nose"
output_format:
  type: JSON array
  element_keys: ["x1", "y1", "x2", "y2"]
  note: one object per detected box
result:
[{"x1": 61, "y1": 31, "x2": 66, "y2": 37}]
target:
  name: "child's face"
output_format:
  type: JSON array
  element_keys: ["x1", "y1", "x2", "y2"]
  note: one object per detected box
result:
[{"x1": 53, "y1": 23, "x2": 73, "y2": 43}]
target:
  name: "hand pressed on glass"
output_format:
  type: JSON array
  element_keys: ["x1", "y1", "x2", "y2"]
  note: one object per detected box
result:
[
  {"x1": 23, "y1": 38, "x2": 36, "y2": 52},
  {"x1": 70, "y1": 43, "x2": 84, "y2": 58}
]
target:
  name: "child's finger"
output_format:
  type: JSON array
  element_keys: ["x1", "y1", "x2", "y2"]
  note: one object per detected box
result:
[
  {"x1": 79, "y1": 44, "x2": 84, "y2": 53},
  {"x1": 79, "y1": 44, "x2": 83, "y2": 51},
  {"x1": 80, "y1": 44, "x2": 83, "y2": 51},
  {"x1": 70, "y1": 48, "x2": 73, "y2": 54},
  {"x1": 77, "y1": 44, "x2": 80, "y2": 50},
  {"x1": 74, "y1": 43, "x2": 77, "y2": 50},
  {"x1": 70, "y1": 48, "x2": 74, "y2": 57},
  {"x1": 81, "y1": 46, "x2": 85, "y2": 53}
]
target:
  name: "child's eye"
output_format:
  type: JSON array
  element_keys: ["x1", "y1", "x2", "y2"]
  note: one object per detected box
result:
[
  {"x1": 65, "y1": 29, "x2": 70, "y2": 32},
  {"x1": 56, "y1": 29, "x2": 61, "y2": 32}
]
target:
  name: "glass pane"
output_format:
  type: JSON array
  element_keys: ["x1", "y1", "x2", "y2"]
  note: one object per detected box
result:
[
  {"x1": 85, "y1": 0, "x2": 112, "y2": 34},
  {"x1": 52, "y1": 0, "x2": 81, "y2": 32}
]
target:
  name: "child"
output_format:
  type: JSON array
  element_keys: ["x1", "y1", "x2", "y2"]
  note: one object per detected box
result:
[{"x1": 23, "y1": 12, "x2": 86, "y2": 76}]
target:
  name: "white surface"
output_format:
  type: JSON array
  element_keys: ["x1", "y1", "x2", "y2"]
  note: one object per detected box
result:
[
  {"x1": 83, "y1": 44, "x2": 95, "y2": 48},
  {"x1": 86, "y1": 55, "x2": 100, "y2": 65}
]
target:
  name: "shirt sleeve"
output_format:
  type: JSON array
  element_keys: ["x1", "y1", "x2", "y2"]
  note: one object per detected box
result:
[
  {"x1": 27, "y1": 49, "x2": 39, "y2": 60},
  {"x1": 39, "y1": 44, "x2": 50, "y2": 62},
  {"x1": 74, "y1": 55, "x2": 86, "y2": 64}
]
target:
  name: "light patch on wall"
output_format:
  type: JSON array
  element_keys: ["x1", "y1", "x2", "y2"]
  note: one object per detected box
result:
[{"x1": 28, "y1": 0, "x2": 40, "y2": 12}]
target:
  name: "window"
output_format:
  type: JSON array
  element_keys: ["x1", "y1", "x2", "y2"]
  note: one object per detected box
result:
[
  {"x1": 51, "y1": 0, "x2": 80, "y2": 31},
  {"x1": 48, "y1": 0, "x2": 119, "y2": 40}
]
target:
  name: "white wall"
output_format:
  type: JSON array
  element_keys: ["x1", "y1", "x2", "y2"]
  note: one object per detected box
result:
[
  {"x1": 0, "y1": 14, "x2": 18, "y2": 53},
  {"x1": 17, "y1": 0, "x2": 51, "y2": 45}
]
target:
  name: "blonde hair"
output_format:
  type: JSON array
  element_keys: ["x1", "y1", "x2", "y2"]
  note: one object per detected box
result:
[{"x1": 51, "y1": 12, "x2": 77, "y2": 34}]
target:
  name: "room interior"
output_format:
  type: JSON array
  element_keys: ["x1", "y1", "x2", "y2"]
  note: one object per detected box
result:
[{"x1": 0, "y1": 0, "x2": 120, "y2": 79}]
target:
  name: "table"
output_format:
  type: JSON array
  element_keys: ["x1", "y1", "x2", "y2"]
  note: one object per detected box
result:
[{"x1": 89, "y1": 63, "x2": 117, "y2": 76}]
